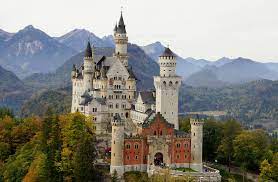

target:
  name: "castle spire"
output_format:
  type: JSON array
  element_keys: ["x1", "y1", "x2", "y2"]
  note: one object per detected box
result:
[
  {"x1": 84, "y1": 41, "x2": 92, "y2": 57},
  {"x1": 117, "y1": 11, "x2": 126, "y2": 34}
]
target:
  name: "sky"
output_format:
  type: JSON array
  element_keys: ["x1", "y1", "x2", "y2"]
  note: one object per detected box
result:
[{"x1": 1, "y1": 0, "x2": 278, "y2": 62}]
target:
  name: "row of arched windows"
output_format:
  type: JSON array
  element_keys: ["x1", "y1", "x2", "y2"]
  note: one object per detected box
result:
[
  {"x1": 125, "y1": 143, "x2": 139, "y2": 149},
  {"x1": 162, "y1": 81, "x2": 179, "y2": 86},
  {"x1": 176, "y1": 142, "x2": 190, "y2": 148},
  {"x1": 160, "y1": 62, "x2": 176, "y2": 66}
]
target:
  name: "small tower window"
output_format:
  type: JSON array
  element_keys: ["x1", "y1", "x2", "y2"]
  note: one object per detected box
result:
[{"x1": 134, "y1": 144, "x2": 139, "y2": 149}]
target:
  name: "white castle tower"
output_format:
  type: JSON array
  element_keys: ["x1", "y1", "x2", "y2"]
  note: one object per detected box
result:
[
  {"x1": 83, "y1": 42, "x2": 94, "y2": 92},
  {"x1": 110, "y1": 114, "x2": 125, "y2": 176},
  {"x1": 154, "y1": 47, "x2": 181, "y2": 129},
  {"x1": 190, "y1": 117, "x2": 204, "y2": 172},
  {"x1": 113, "y1": 12, "x2": 128, "y2": 67}
]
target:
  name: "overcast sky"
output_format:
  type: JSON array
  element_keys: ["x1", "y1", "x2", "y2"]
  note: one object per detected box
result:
[{"x1": 1, "y1": 0, "x2": 278, "y2": 62}]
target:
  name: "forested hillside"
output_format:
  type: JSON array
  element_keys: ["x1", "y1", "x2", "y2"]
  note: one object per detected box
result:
[{"x1": 179, "y1": 80, "x2": 278, "y2": 126}]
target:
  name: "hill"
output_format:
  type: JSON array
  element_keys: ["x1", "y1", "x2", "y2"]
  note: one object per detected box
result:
[
  {"x1": 180, "y1": 80, "x2": 278, "y2": 127},
  {"x1": 0, "y1": 65, "x2": 32, "y2": 112},
  {"x1": 20, "y1": 87, "x2": 72, "y2": 117}
]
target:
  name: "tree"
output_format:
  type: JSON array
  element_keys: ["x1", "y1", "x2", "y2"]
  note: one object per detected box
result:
[
  {"x1": 233, "y1": 130, "x2": 269, "y2": 171},
  {"x1": 23, "y1": 153, "x2": 48, "y2": 182},
  {"x1": 179, "y1": 117, "x2": 190, "y2": 132},
  {"x1": 259, "y1": 160, "x2": 272, "y2": 182},
  {"x1": 272, "y1": 153, "x2": 278, "y2": 181},
  {"x1": 203, "y1": 119, "x2": 223, "y2": 161},
  {"x1": 217, "y1": 119, "x2": 241, "y2": 171},
  {"x1": 0, "y1": 108, "x2": 13, "y2": 119},
  {"x1": 73, "y1": 135, "x2": 99, "y2": 181},
  {"x1": 111, "y1": 170, "x2": 118, "y2": 182}
]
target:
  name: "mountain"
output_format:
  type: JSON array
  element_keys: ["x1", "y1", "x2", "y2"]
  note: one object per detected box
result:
[
  {"x1": 0, "y1": 29, "x2": 14, "y2": 42},
  {"x1": 184, "y1": 57, "x2": 211, "y2": 68},
  {"x1": 185, "y1": 66, "x2": 228, "y2": 88},
  {"x1": 185, "y1": 57, "x2": 278, "y2": 87},
  {"x1": 213, "y1": 57, "x2": 233, "y2": 67},
  {"x1": 141, "y1": 41, "x2": 165, "y2": 61},
  {"x1": 0, "y1": 65, "x2": 33, "y2": 113},
  {"x1": 55, "y1": 29, "x2": 114, "y2": 52},
  {"x1": 217, "y1": 58, "x2": 278, "y2": 83},
  {"x1": 0, "y1": 25, "x2": 77, "y2": 77},
  {"x1": 0, "y1": 65, "x2": 24, "y2": 91}
]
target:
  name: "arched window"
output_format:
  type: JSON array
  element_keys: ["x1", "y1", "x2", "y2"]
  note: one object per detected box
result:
[
  {"x1": 154, "y1": 131, "x2": 157, "y2": 135},
  {"x1": 163, "y1": 81, "x2": 166, "y2": 86},
  {"x1": 176, "y1": 143, "x2": 181, "y2": 148},
  {"x1": 134, "y1": 144, "x2": 139, "y2": 149},
  {"x1": 169, "y1": 81, "x2": 173, "y2": 86}
]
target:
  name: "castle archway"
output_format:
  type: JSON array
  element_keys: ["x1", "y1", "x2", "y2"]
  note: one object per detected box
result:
[{"x1": 154, "y1": 152, "x2": 163, "y2": 166}]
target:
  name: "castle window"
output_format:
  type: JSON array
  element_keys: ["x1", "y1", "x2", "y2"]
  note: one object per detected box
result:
[
  {"x1": 114, "y1": 141, "x2": 115, "y2": 144},
  {"x1": 160, "y1": 130, "x2": 162, "y2": 135},
  {"x1": 194, "y1": 133, "x2": 195, "y2": 136},
  {"x1": 176, "y1": 154, "x2": 180, "y2": 159},
  {"x1": 134, "y1": 144, "x2": 139, "y2": 149},
  {"x1": 135, "y1": 155, "x2": 138, "y2": 160},
  {"x1": 126, "y1": 144, "x2": 131, "y2": 149},
  {"x1": 116, "y1": 104, "x2": 119, "y2": 109},
  {"x1": 184, "y1": 154, "x2": 187, "y2": 159},
  {"x1": 176, "y1": 143, "x2": 181, "y2": 148},
  {"x1": 127, "y1": 156, "x2": 130, "y2": 160},
  {"x1": 125, "y1": 112, "x2": 129, "y2": 118},
  {"x1": 184, "y1": 143, "x2": 188, "y2": 148},
  {"x1": 154, "y1": 131, "x2": 157, "y2": 135}
]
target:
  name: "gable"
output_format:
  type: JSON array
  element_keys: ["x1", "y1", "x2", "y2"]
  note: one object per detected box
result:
[
  {"x1": 106, "y1": 59, "x2": 130, "y2": 80},
  {"x1": 141, "y1": 113, "x2": 174, "y2": 136}
]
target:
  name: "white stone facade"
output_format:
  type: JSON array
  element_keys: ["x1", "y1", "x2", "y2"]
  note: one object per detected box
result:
[
  {"x1": 71, "y1": 13, "x2": 136, "y2": 134},
  {"x1": 154, "y1": 52, "x2": 181, "y2": 130}
]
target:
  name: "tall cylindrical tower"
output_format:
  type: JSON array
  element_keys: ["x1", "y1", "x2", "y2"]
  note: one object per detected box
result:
[
  {"x1": 114, "y1": 12, "x2": 128, "y2": 66},
  {"x1": 110, "y1": 114, "x2": 125, "y2": 176},
  {"x1": 190, "y1": 117, "x2": 204, "y2": 172},
  {"x1": 83, "y1": 42, "x2": 94, "y2": 92},
  {"x1": 154, "y1": 47, "x2": 181, "y2": 130}
]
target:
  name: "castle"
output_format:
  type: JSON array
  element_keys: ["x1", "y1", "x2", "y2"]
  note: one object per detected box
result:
[{"x1": 71, "y1": 12, "x2": 221, "y2": 181}]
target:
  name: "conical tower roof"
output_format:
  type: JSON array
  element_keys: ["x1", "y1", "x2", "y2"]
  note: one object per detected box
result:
[
  {"x1": 160, "y1": 47, "x2": 175, "y2": 57},
  {"x1": 84, "y1": 41, "x2": 92, "y2": 57},
  {"x1": 117, "y1": 12, "x2": 126, "y2": 34}
]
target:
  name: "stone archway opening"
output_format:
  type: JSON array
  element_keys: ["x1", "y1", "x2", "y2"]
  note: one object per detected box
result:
[{"x1": 154, "y1": 152, "x2": 163, "y2": 166}]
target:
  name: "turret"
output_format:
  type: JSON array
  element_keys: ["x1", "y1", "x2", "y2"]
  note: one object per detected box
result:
[
  {"x1": 83, "y1": 42, "x2": 94, "y2": 92},
  {"x1": 110, "y1": 114, "x2": 125, "y2": 176},
  {"x1": 159, "y1": 47, "x2": 177, "y2": 77},
  {"x1": 190, "y1": 116, "x2": 204, "y2": 172},
  {"x1": 71, "y1": 64, "x2": 77, "y2": 78},
  {"x1": 114, "y1": 12, "x2": 128, "y2": 66}
]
